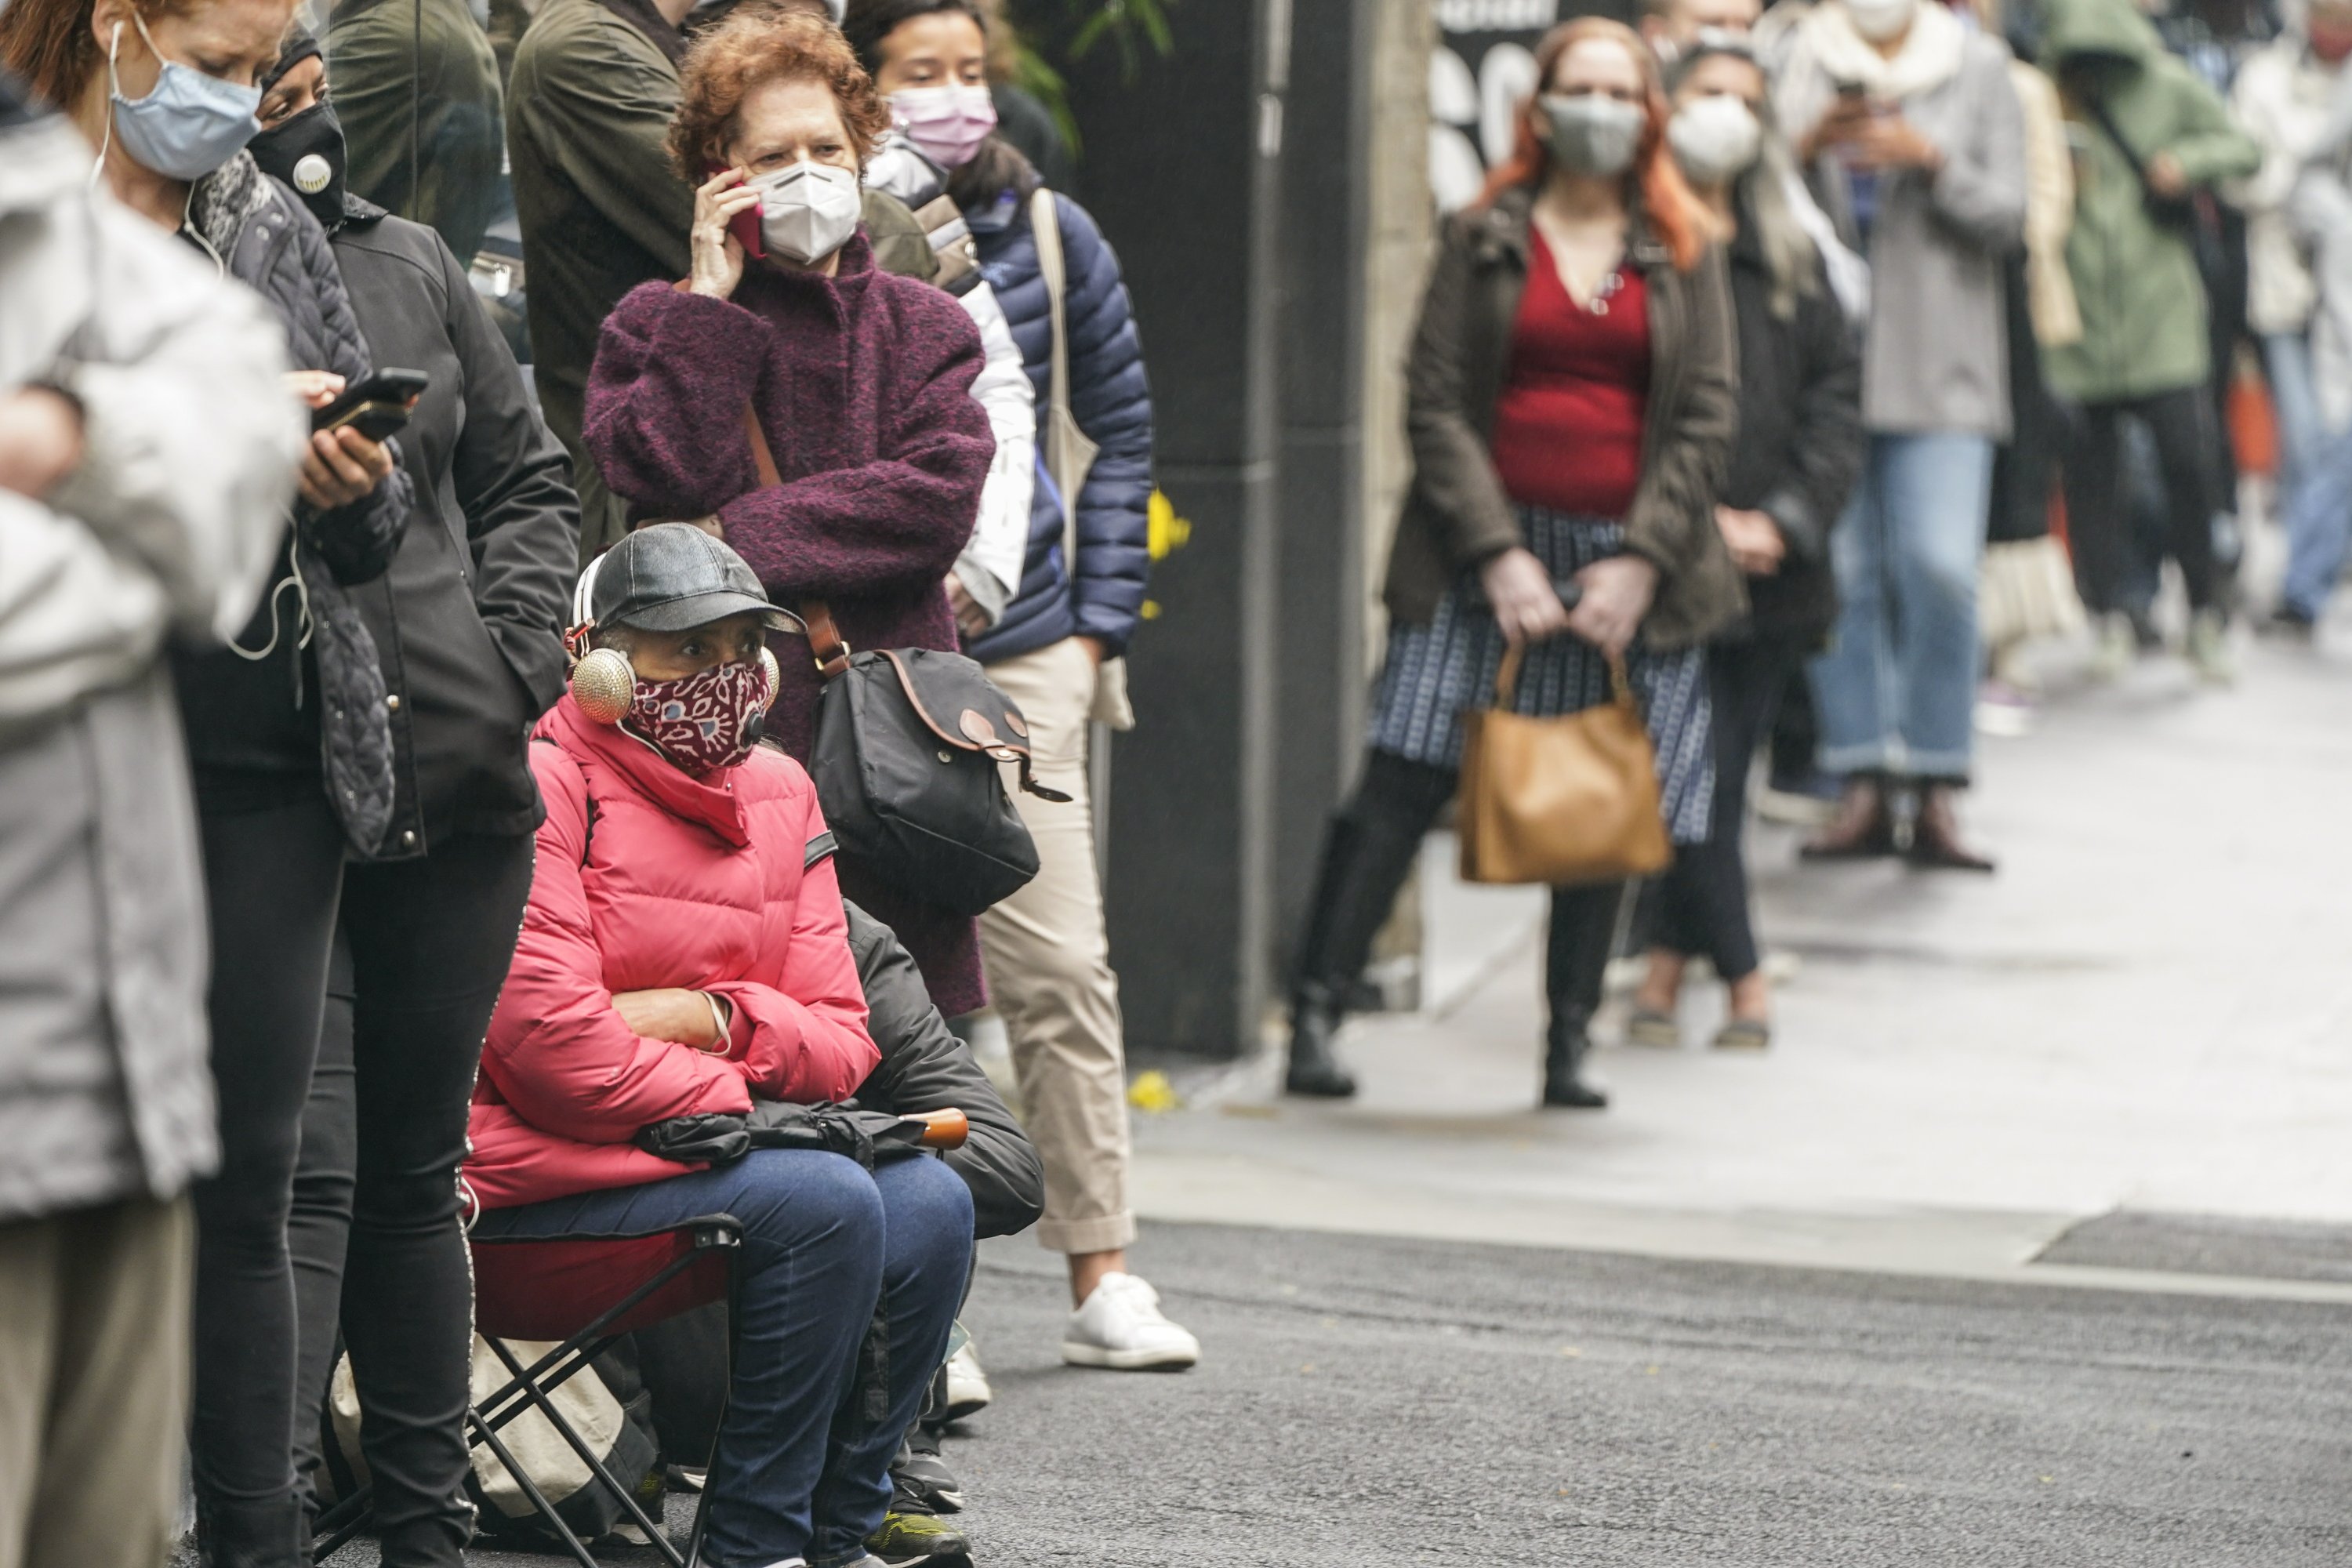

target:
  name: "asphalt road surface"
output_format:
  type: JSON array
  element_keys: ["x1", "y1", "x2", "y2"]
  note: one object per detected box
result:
[{"x1": 323, "y1": 1218, "x2": 2352, "y2": 1568}]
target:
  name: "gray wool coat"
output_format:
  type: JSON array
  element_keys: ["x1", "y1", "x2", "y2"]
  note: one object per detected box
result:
[{"x1": 0, "y1": 114, "x2": 300, "y2": 1222}]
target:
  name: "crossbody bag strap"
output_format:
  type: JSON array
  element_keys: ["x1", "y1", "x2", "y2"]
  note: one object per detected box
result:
[
  {"x1": 2083, "y1": 97, "x2": 2151, "y2": 184},
  {"x1": 735, "y1": 395, "x2": 850, "y2": 680},
  {"x1": 1030, "y1": 187, "x2": 1080, "y2": 564}
]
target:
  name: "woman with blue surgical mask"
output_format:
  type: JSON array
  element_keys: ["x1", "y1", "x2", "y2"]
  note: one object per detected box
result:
[{"x1": 2, "y1": 3, "x2": 413, "y2": 1564}]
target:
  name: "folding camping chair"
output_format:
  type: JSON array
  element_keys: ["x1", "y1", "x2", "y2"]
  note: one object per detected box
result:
[{"x1": 313, "y1": 1214, "x2": 743, "y2": 1568}]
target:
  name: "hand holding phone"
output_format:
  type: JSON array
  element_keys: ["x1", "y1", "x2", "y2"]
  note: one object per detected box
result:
[
  {"x1": 691, "y1": 166, "x2": 763, "y2": 299},
  {"x1": 311, "y1": 368, "x2": 429, "y2": 442}
]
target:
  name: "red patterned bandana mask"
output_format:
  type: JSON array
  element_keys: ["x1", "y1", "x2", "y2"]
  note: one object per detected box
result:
[{"x1": 622, "y1": 659, "x2": 774, "y2": 777}]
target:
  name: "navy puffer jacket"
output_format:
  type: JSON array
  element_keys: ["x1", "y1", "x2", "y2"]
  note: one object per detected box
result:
[{"x1": 964, "y1": 188, "x2": 1152, "y2": 664}]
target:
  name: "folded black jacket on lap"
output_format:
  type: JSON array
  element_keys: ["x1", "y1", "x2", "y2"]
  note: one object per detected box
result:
[
  {"x1": 842, "y1": 901, "x2": 1043, "y2": 1239},
  {"x1": 635, "y1": 902, "x2": 1044, "y2": 1240}
]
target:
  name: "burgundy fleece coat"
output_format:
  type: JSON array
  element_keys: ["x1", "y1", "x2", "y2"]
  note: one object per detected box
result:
[{"x1": 584, "y1": 233, "x2": 995, "y2": 1014}]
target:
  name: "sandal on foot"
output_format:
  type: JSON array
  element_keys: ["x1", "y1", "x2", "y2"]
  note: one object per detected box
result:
[
  {"x1": 1624, "y1": 1007, "x2": 1681, "y2": 1048},
  {"x1": 1711, "y1": 1018, "x2": 1772, "y2": 1051}
]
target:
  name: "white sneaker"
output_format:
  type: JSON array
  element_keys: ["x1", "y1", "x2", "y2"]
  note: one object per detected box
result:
[
  {"x1": 1061, "y1": 1272, "x2": 1200, "y2": 1370},
  {"x1": 944, "y1": 1335, "x2": 992, "y2": 1420}
]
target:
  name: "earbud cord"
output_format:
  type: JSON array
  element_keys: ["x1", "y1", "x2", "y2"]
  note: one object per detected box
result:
[
  {"x1": 87, "y1": 23, "x2": 119, "y2": 190},
  {"x1": 226, "y1": 568, "x2": 314, "y2": 662}
]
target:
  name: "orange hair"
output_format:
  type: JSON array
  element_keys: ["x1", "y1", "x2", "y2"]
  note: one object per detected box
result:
[{"x1": 1475, "y1": 16, "x2": 1708, "y2": 273}]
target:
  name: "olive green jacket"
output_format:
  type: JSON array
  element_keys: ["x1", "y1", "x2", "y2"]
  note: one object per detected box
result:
[
  {"x1": 328, "y1": 0, "x2": 505, "y2": 267},
  {"x1": 2041, "y1": 0, "x2": 2260, "y2": 401},
  {"x1": 506, "y1": 0, "x2": 933, "y2": 561},
  {"x1": 1381, "y1": 187, "x2": 1744, "y2": 651}
]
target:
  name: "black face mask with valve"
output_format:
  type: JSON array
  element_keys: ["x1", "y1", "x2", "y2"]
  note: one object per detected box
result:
[{"x1": 250, "y1": 100, "x2": 350, "y2": 233}]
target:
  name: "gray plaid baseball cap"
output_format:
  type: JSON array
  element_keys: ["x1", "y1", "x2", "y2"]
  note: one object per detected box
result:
[{"x1": 584, "y1": 524, "x2": 803, "y2": 635}]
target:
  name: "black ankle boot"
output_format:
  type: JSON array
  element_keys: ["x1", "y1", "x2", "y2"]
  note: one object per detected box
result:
[
  {"x1": 1284, "y1": 982, "x2": 1357, "y2": 1098},
  {"x1": 195, "y1": 1492, "x2": 306, "y2": 1568},
  {"x1": 1542, "y1": 1014, "x2": 1608, "y2": 1109}
]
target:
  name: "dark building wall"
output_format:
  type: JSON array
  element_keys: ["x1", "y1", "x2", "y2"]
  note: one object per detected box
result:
[
  {"x1": 1270, "y1": 0, "x2": 1378, "y2": 988},
  {"x1": 1042, "y1": 0, "x2": 1286, "y2": 1057}
]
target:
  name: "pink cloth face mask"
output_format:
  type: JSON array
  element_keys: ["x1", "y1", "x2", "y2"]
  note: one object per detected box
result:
[{"x1": 890, "y1": 84, "x2": 999, "y2": 170}]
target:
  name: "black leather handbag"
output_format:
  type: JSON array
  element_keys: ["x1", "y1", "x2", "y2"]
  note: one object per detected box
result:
[
  {"x1": 681, "y1": 396, "x2": 1066, "y2": 916},
  {"x1": 800, "y1": 605, "x2": 1067, "y2": 916}
]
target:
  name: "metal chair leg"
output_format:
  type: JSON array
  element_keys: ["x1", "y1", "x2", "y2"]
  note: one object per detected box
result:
[
  {"x1": 482, "y1": 1334, "x2": 687, "y2": 1568},
  {"x1": 469, "y1": 1406, "x2": 604, "y2": 1568}
]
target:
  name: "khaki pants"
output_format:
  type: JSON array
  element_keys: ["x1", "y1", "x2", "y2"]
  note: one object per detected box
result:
[
  {"x1": 979, "y1": 637, "x2": 1136, "y2": 1255},
  {"x1": 0, "y1": 1196, "x2": 193, "y2": 1568}
]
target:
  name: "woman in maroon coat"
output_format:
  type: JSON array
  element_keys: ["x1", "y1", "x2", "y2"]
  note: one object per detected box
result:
[{"x1": 585, "y1": 7, "x2": 994, "y2": 1012}]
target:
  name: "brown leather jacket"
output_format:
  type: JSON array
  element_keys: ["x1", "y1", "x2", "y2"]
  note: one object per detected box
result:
[{"x1": 1381, "y1": 186, "x2": 1745, "y2": 652}]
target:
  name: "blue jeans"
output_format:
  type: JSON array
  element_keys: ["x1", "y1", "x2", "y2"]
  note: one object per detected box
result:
[
  {"x1": 2281, "y1": 419, "x2": 2352, "y2": 619},
  {"x1": 2264, "y1": 329, "x2": 2327, "y2": 504},
  {"x1": 1809, "y1": 432, "x2": 1993, "y2": 782},
  {"x1": 472, "y1": 1151, "x2": 974, "y2": 1568}
]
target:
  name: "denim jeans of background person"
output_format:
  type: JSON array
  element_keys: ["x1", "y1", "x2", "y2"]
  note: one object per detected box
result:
[
  {"x1": 1773, "y1": 0, "x2": 2025, "y2": 871},
  {"x1": 1809, "y1": 432, "x2": 1994, "y2": 798},
  {"x1": 0, "y1": 82, "x2": 299, "y2": 1568},
  {"x1": 2229, "y1": 8, "x2": 2352, "y2": 626}
]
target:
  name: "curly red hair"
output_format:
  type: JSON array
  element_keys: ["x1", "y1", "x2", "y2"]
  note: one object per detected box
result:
[
  {"x1": 1476, "y1": 16, "x2": 1708, "y2": 273},
  {"x1": 667, "y1": 5, "x2": 892, "y2": 180}
]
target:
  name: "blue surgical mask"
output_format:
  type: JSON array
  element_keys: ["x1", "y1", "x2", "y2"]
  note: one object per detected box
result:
[{"x1": 100, "y1": 13, "x2": 263, "y2": 183}]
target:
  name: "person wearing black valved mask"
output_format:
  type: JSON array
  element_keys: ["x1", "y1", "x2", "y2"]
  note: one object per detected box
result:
[{"x1": 249, "y1": 31, "x2": 581, "y2": 1561}]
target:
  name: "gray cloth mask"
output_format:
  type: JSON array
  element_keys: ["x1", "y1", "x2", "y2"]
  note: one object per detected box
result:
[{"x1": 1541, "y1": 94, "x2": 1646, "y2": 179}]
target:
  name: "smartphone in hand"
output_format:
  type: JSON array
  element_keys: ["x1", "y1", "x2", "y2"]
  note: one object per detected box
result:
[{"x1": 311, "y1": 368, "x2": 430, "y2": 441}]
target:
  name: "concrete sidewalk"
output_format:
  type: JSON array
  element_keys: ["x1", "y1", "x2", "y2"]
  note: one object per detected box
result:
[{"x1": 1129, "y1": 622, "x2": 2352, "y2": 1290}]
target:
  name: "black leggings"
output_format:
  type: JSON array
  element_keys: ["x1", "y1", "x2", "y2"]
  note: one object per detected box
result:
[
  {"x1": 191, "y1": 793, "x2": 348, "y2": 1568},
  {"x1": 2061, "y1": 387, "x2": 2221, "y2": 615},
  {"x1": 288, "y1": 833, "x2": 536, "y2": 1567},
  {"x1": 1646, "y1": 638, "x2": 1801, "y2": 983},
  {"x1": 1294, "y1": 750, "x2": 1623, "y2": 1028}
]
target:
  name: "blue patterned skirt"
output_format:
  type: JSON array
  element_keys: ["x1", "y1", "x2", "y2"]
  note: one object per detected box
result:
[{"x1": 1367, "y1": 506, "x2": 1714, "y2": 845}]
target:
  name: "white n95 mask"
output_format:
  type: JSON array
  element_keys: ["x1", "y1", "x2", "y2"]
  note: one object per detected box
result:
[{"x1": 753, "y1": 161, "x2": 862, "y2": 265}]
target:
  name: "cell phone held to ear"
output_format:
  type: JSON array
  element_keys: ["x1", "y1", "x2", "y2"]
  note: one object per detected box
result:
[
  {"x1": 710, "y1": 163, "x2": 767, "y2": 260},
  {"x1": 311, "y1": 368, "x2": 430, "y2": 442}
]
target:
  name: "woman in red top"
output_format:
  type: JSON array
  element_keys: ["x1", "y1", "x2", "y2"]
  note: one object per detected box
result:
[
  {"x1": 467, "y1": 525, "x2": 973, "y2": 1568},
  {"x1": 1280, "y1": 18, "x2": 1742, "y2": 1108}
]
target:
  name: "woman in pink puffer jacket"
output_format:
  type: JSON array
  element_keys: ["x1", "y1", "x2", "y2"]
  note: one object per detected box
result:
[{"x1": 466, "y1": 524, "x2": 973, "y2": 1568}]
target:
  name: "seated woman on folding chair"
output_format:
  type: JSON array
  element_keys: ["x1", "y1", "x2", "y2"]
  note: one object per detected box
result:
[{"x1": 465, "y1": 524, "x2": 976, "y2": 1568}]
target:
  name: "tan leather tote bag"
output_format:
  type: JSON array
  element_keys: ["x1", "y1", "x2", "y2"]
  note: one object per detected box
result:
[{"x1": 1456, "y1": 646, "x2": 1672, "y2": 887}]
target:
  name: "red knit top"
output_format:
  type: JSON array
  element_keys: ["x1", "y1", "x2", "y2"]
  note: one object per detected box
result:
[{"x1": 1488, "y1": 228, "x2": 1651, "y2": 521}]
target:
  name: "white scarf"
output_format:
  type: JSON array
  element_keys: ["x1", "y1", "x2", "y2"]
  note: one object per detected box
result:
[{"x1": 1799, "y1": 0, "x2": 1967, "y2": 104}]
